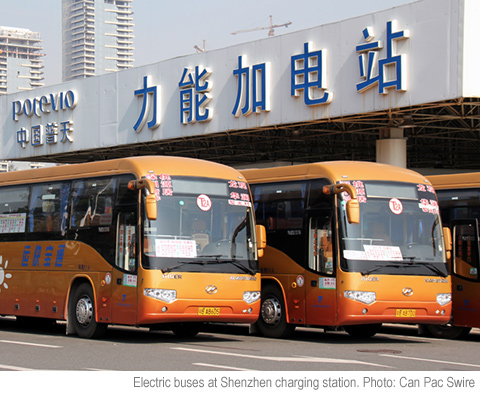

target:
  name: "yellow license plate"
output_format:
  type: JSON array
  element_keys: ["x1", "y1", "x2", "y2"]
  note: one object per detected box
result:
[
  {"x1": 396, "y1": 309, "x2": 416, "y2": 318},
  {"x1": 198, "y1": 307, "x2": 220, "y2": 316}
]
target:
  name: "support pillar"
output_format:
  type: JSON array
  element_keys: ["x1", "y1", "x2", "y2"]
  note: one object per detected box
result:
[{"x1": 376, "y1": 127, "x2": 407, "y2": 168}]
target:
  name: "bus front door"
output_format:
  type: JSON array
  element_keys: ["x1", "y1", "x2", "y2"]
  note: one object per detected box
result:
[
  {"x1": 305, "y1": 215, "x2": 337, "y2": 327},
  {"x1": 111, "y1": 212, "x2": 138, "y2": 325}
]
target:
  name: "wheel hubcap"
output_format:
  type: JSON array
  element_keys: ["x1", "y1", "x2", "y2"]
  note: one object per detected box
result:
[
  {"x1": 76, "y1": 296, "x2": 93, "y2": 326},
  {"x1": 261, "y1": 297, "x2": 282, "y2": 326}
]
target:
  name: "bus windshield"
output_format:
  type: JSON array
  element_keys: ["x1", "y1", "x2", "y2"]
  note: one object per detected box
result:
[
  {"x1": 142, "y1": 176, "x2": 257, "y2": 274},
  {"x1": 339, "y1": 180, "x2": 448, "y2": 276}
]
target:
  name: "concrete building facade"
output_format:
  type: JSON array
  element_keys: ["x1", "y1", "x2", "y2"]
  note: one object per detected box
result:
[
  {"x1": 0, "y1": 26, "x2": 45, "y2": 95},
  {"x1": 62, "y1": 0, "x2": 134, "y2": 82}
]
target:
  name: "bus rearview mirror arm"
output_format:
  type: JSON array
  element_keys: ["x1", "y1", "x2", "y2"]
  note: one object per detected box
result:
[
  {"x1": 128, "y1": 179, "x2": 157, "y2": 221},
  {"x1": 323, "y1": 183, "x2": 360, "y2": 225}
]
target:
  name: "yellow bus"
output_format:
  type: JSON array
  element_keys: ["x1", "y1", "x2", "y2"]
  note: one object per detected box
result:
[
  {"x1": 424, "y1": 172, "x2": 480, "y2": 338},
  {"x1": 0, "y1": 156, "x2": 265, "y2": 338},
  {"x1": 242, "y1": 161, "x2": 452, "y2": 338}
]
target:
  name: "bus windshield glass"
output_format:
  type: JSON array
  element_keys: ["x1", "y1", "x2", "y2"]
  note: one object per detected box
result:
[
  {"x1": 142, "y1": 175, "x2": 257, "y2": 274},
  {"x1": 339, "y1": 180, "x2": 448, "y2": 276}
]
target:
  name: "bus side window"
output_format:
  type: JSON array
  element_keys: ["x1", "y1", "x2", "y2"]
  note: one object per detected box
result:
[
  {"x1": 68, "y1": 176, "x2": 131, "y2": 267},
  {"x1": 309, "y1": 215, "x2": 334, "y2": 275},
  {"x1": 0, "y1": 186, "x2": 29, "y2": 241},
  {"x1": 453, "y1": 224, "x2": 480, "y2": 281},
  {"x1": 28, "y1": 182, "x2": 70, "y2": 239},
  {"x1": 70, "y1": 178, "x2": 115, "y2": 229}
]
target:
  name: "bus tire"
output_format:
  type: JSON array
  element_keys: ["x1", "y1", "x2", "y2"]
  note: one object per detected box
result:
[
  {"x1": 69, "y1": 283, "x2": 106, "y2": 339},
  {"x1": 421, "y1": 324, "x2": 471, "y2": 340},
  {"x1": 170, "y1": 322, "x2": 202, "y2": 338},
  {"x1": 256, "y1": 283, "x2": 295, "y2": 338},
  {"x1": 344, "y1": 323, "x2": 382, "y2": 338}
]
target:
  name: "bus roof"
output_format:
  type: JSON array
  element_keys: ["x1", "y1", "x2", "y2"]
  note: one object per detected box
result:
[
  {"x1": 241, "y1": 161, "x2": 428, "y2": 184},
  {"x1": 427, "y1": 172, "x2": 480, "y2": 190},
  {"x1": 0, "y1": 156, "x2": 245, "y2": 186}
]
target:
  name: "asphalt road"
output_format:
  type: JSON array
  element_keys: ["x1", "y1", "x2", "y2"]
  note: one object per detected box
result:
[
  {"x1": 2, "y1": 317, "x2": 479, "y2": 401},
  {"x1": 0, "y1": 317, "x2": 479, "y2": 371}
]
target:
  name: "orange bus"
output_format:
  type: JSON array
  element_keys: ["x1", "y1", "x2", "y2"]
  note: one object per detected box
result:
[
  {"x1": 0, "y1": 156, "x2": 265, "y2": 338},
  {"x1": 424, "y1": 172, "x2": 480, "y2": 338},
  {"x1": 242, "y1": 162, "x2": 452, "y2": 338}
]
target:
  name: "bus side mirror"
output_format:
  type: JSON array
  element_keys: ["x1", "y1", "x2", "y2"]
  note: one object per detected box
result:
[
  {"x1": 129, "y1": 179, "x2": 157, "y2": 221},
  {"x1": 256, "y1": 224, "x2": 267, "y2": 258},
  {"x1": 346, "y1": 199, "x2": 360, "y2": 225},
  {"x1": 443, "y1": 226, "x2": 452, "y2": 258},
  {"x1": 323, "y1": 183, "x2": 360, "y2": 225},
  {"x1": 145, "y1": 194, "x2": 157, "y2": 221}
]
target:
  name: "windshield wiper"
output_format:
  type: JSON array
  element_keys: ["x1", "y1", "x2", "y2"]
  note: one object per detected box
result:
[
  {"x1": 361, "y1": 258, "x2": 416, "y2": 275},
  {"x1": 415, "y1": 262, "x2": 448, "y2": 278},
  {"x1": 361, "y1": 266, "x2": 385, "y2": 276},
  {"x1": 362, "y1": 259, "x2": 448, "y2": 277},
  {"x1": 229, "y1": 260, "x2": 256, "y2": 275},
  {"x1": 161, "y1": 262, "x2": 188, "y2": 274},
  {"x1": 399, "y1": 256, "x2": 448, "y2": 277},
  {"x1": 161, "y1": 256, "x2": 256, "y2": 275},
  {"x1": 161, "y1": 257, "x2": 222, "y2": 273}
]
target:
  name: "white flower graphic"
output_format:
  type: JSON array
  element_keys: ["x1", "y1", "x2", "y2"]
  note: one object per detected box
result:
[{"x1": 0, "y1": 255, "x2": 12, "y2": 292}]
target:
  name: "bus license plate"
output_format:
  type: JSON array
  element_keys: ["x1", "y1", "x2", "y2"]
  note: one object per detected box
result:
[
  {"x1": 198, "y1": 307, "x2": 220, "y2": 316},
  {"x1": 396, "y1": 309, "x2": 416, "y2": 318}
]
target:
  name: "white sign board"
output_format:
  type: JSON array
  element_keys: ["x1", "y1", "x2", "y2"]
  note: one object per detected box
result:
[{"x1": 0, "y1": 0, "x2": 476, "y2": 160}]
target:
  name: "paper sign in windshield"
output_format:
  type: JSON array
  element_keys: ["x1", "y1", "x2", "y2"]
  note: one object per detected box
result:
[
  {"x1": 364, "y1": 245, "x2": 403, "y2": 261},
  {"x1": 155, "y1": 239, "x2": 197, "y2": 258}
]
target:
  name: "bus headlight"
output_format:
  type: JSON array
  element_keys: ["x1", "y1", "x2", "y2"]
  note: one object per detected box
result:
[
  {"x1": 344, "y1": 290, "x2": 376, "y2": 305},
  {"x1": 436, "y1": 293, "x2": 452, "y2": 306},
  {"x1": 144, "y1": 288, "x2": 177, "y2": 303},
  {"x1": 243, "y1": 291, "x2": 261, "y2": 304}
]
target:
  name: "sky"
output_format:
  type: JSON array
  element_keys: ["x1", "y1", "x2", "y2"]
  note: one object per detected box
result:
[{"x1": 1, "y1": 0, "x2": 415, "y2": 87}]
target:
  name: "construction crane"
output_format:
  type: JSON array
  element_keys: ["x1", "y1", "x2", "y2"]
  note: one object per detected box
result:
[
  {"x1": 231, "y1": 15, "x2": 292, "y2": 37},
  {"x1": 194, "y1": 40, "x2": 206, "y2": 53}
]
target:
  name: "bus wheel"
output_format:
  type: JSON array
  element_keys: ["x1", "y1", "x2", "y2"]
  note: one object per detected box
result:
[
  {"x1": 344, "y1": 323, "x2": 382, "y2": 338},
  {"x1": 257, "y1": 284, "x2": 295, "y2": 338},
  {"x1": 421, "y1": 324, "x2": 471, "y2": 340},
  {"x1": 170, "y1": 322, "x2": 202, "y2": 338},
  {"x1": 70, "y1": 283, "x2": 106, "y2": 339}
]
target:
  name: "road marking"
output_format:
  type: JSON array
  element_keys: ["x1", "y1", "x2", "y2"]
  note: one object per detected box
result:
[
  {"x1": 0, "y1": 340, "x2": 62, "y2": 349},
  {"x1": 0, "y1": 364, "x2": 35, "y2": 371},
  {"x1": 193, "y1": 363, "x2": 256, "y2": 371},
  {"x1": 173, "y1": 347, "x2": 392, "y2": 368},
  {"x1": 380, "y1": 353, "x2": 480, "y2": 369}
]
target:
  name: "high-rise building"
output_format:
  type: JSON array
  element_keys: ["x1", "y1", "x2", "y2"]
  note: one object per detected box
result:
[
  {"x1": 0, "y1": 26, "x2": 45, "y2": 95},
  {"x1": 62, "y1": 0, "x2": 134, "y2": 82}
]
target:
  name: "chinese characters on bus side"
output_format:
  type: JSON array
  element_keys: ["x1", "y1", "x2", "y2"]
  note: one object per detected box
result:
[{"x1": 21, "y1": 244, "x2": 66, "y2": 268}]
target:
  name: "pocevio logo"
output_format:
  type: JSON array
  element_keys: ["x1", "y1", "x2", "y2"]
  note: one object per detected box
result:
[{"x1": 12, "y1": 90, "x2": 78, "y2": 121}]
